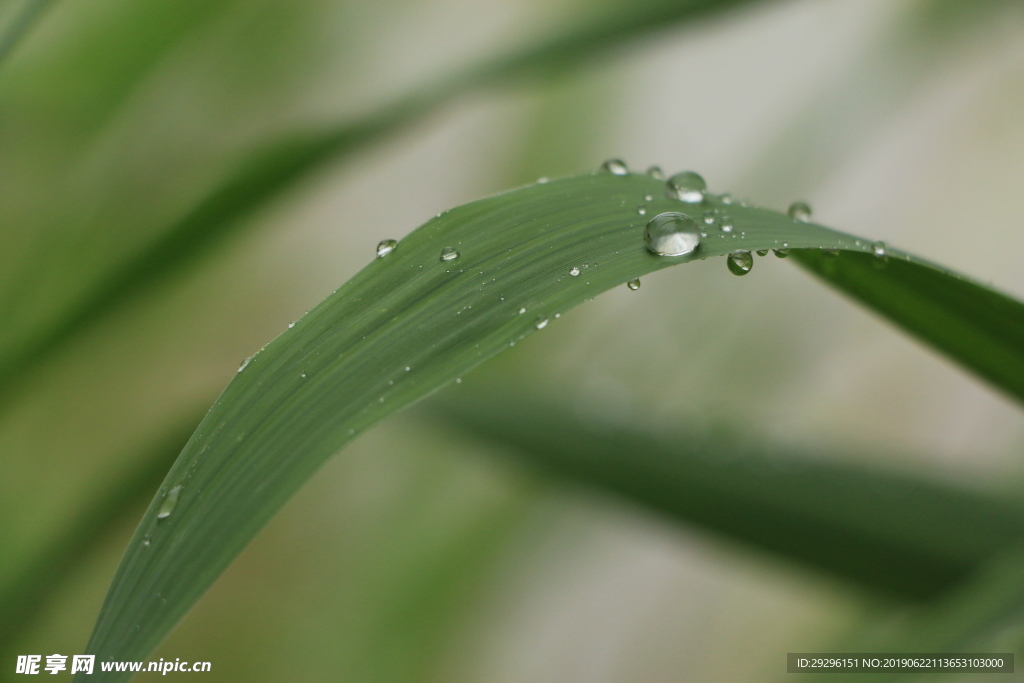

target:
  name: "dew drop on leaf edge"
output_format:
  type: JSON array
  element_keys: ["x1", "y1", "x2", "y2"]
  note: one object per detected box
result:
[
  {"x1": 644, "y1": 212, "x2": 701, "y2": 257},
  {"x1": 666, "y1": 171, "x2": 706, "y2": 203},
  {"x1": 727, "y1": 250, "x2": 753, "y2": 276},
  {"x1": 376, "y1": 239, "x2": 397, "y2": 258},
  {"x1": 601, "y1": 159, "x2": 628, "y2": 175},
  {"x1": 535, "y1": 316, "x2": 549, "y2": 329},
  {"x1": 646, "y1": 165, "x2": 664, "y2": 180},
  {"x1": 787, "y1": 201, "x2": 812, "y2": 222},
  {"x1": 157, "y1": 485, "x2": 183, "y2": 520},
  {"x1": 627, "y1": 278, "x2": 641, "y2": 290}
]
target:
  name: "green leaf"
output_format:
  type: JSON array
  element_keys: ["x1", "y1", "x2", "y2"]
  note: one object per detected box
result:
[
  {"x1": 795, "y1": 250, "x2": 1024, "y2": 404},
  {"x1": 79, "y1": 173, "x2": 1024, "y2": 679},
  {"x1": 78, "y1": 172, "x2": 879, "y2": 679},
  {"x1": 0, "y1": 0, "x2": 764, "y2": 405},
  {"x1": 429, "y1": 394, "x2": 1024, "y2": 601}
]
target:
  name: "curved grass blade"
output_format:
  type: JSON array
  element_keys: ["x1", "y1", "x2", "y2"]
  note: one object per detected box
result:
[
  {"x1": 429, "y1": 395, "x2": 1024, "y2": 601},
  {"x1": 795, "y1": 250, "x2": 1024, "y2": 404},
  {"x1": 0, "y1": 0, "x2": 764, "y2": 407},
  {"x1": 78, "y1": 172, "x2": 881, "y2": 680}
]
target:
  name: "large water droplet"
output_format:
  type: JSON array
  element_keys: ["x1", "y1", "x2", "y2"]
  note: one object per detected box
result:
[
  {"x1": 569, "y1": 267, "x2": 580, "y2": 276},
  {"x1": 376, "y1": 239, "x2": 397, "y2": 258},
  {"x1": 627, "y1": 278, "x2": 641, "y2": 290},
  {"x1": 157, "y1": 485, "x2": 182, "y2": 520},
  {"x1": 727, "y1": 250, "x2": 753, "y2": 276},
  {"x1": 644, "y1": 212, "x2": 701, "y2": 257},
  {"x1": 601, "y1": 159, "x2": 628, "y2": 175},
  {"x1": 787, "y1": 201, "x2": 812, "y2": 222},
  {"x1": 535, "y1": 316, "x2": 549, "y2": 330},
  {"x1": 646, "y1": 166, "x2": 664, "y2": 180},
  {"x1": 440, "y1": 246, "x2": 460, "y2": 261},
  {"x1": 667, "y1": 171, "x2": 706, "y2": 203}
]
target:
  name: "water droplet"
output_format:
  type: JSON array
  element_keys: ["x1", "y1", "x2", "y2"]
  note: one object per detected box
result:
[
  {"x1": 287, "y1": 321, "x2": 295, "y2": 329},
  {"x1": 727, "y1": 250, "x2": 753, "y2": 276},
  {"x1": 535, "y1": 316, "x2": 549, "y2": 329},
  {"x1": 644, "y1": 212, "x2": 701, "y2": 257},
  {"x1": 774, "y1": 248, "x2": 790, "y2": 258},
  {"x1": 440, "y1": 246, "x2": 460, "y2": 261},
  {"x1": 237, "y1": 357, "x2": 251, "y2": 373},
  {"x1": 646, "y1": 165, "x2": 664, "y2": 180},
  {"x1": 569, "y1": 267, "x2": 580, "y2": 276},
  {"x1": 667, "y1": 171, "x2": 706, "y2": 203},
  {"x1": 601, "y1": 159, "x2": 628, "y2": 175},
  {"x1": 756, "y1": 249, "x2": 768, "y2": 257},
  {"x1": 518, "y1": 307, "x2": 526, "y2": 314},
  {"x1": 721, "y1": 193, "x2": 733, "y2": 204},
  {"x1": 822, "y1": 248, "x2": 839, "y2": 258},
  {"x1": 627, "y1": 278, "x2": 641, "y2": 290},
  {"x1": 376, "y1": 239, "x2": 397, "y2": 258},
  {"x1": 537, "y1": 176, "x2": 549, "y2": 184},
  {"x1": 455, "y1": 378, "x2": 462, "y2": 383},
  {"x1": 720, "y1": 223, "x2": 733, "y2": 233},
  {"x1": 157, "y1": 485, "x2": 182, "y2": 519},
  {"x1": 637, "y1": 206, "x2": 646, "y2": 215},
  {"x1": 142, "y1": 535, "x2": 151, "y2": 547},
  {"x1": 405, "y1": 366, "x2": 411, "y2": 371},
  {"x1": 703, "y1": 211, "x2": 716, "y2": 225},
  {"x1": 872, "y1": 240, "x2": 888, "y2": 258},
  {"x1": 787, "y1": 201, "x2": 812, "y2": 222},
  {"x1": 644, "y1": 194, "x2": 653, "y2": 202}
]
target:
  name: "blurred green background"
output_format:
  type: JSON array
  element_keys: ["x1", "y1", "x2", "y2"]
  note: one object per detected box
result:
[{"x1": 2, "y1": 0, "x2": 1024, "y2": 680}]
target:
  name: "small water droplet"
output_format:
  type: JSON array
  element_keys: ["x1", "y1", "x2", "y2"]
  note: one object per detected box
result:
[
  {"x1": 822, "y1": 248, "x2": 839, "y2": 257},
  {"x1": 142, "y1": 535, "x2": 151, "y2": 547},
  {"x1": 287, "y1": 321, "x2": 295, "y2": 329},
  {"x1": 646, "y1": 165, "x2": 664, "y2": 180},
  {"x1": 601, "y1": 159, "x2": 628, "y2": 175},
  {"x1": 537, "y1": 176, "x2": 549, "y2": 184},
  {"x1": 703, "y1": 211, "x2": 716, "y2": 225},
  {"x1": 440, "y1": 246, "x2": 460, "y2": 261},
  {"x1": 721, "y1": 193, "x2": 733, "y2": 204},
  {"x1": 627, "y1": 278, "x2": 641, "y2": 290},
  {"x1": 535, "y1": 316, "x2": 549, "y2": 329},
  {"x1": 157, "y1": 485, "x2": 182, "y2": 519},
  {"x1": 518, "y1": 307, "x2": 526, "y2": 314},
  {"x1": 405, "y1": 366, "x2": 411, "y2": 371},
  {"x1": 872, "y1": 240, "x2": 887, "y2": 258},
  {"x1": 787, "y1": 201, "x2": 812, "y2": 222},
  {"x1": 727, "y1": 250, "x2": 753, "y2": 276},
  {"x1": 644, "y1": 212, "x2": 701, "y2": 257},
  {"x1": 756, "y1": 249, "x2": 768, "y2": 256},
  {"x1": 301, "y1": 373, "x2": 306, "y2": 378},
  {"x1": 455, "y1": 378, "x2": 462, "y2": 383},
  {"x1": 376, "y1": 239, "x2": 397, "y2": 258},
  {"x1": 720, "y1": 223, "x2": 733, "y2": 233},
  {"x1": 237, "y1": 357, "x2": 251, "y2": 373},
  {"x1": 569, "y1": 267, "x2": 580, "y2": 276},
  {"x1": 667, "y1": 171, "x2": 706, "y2": 203},
  {"x1": 644, "y1": 194, "x2": 653, "y2": 202},
  {"x1": 637, "y1": 206, "x2": 646, "y2": 215},
  {"x1": 774, "y1": 248, "x2": 790, "y2": 258}
]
